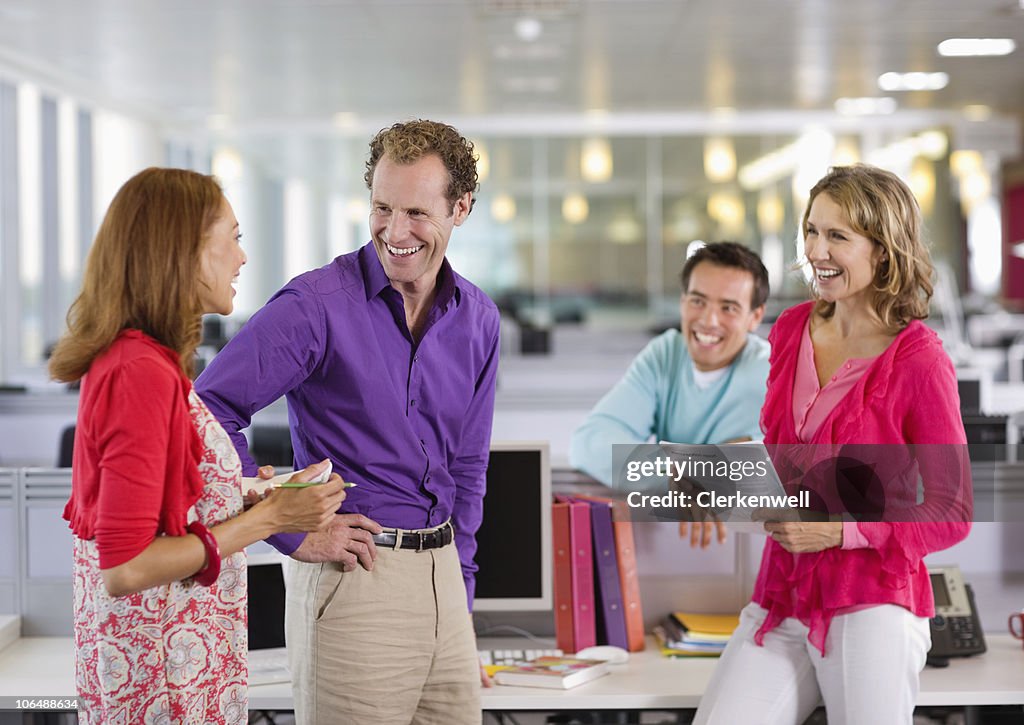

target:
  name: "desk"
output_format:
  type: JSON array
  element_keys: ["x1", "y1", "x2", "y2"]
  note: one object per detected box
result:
[{"x1": 1, "y1": 634, "x2": 1021, "y2": 712}]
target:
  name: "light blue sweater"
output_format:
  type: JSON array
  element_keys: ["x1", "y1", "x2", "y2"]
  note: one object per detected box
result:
[{"x1": 569, "y1": 330, "x2": 770, "y2": 486}]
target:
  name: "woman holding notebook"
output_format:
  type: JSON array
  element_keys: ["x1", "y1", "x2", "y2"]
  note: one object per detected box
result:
[
  {"x1": 52, "y1": 168, "x2": 347, "y2": 724},
  {"x1": 695, "y1": 164, "x2": 970, "y2": 724}
]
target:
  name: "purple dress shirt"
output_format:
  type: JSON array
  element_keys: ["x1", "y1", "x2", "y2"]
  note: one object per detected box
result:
[{"x1": 195, "y1": 243, "x2": 500, "y2": 604}]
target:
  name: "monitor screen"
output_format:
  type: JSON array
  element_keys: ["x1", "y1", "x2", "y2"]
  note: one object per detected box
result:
[
  {"x1": 472, "y1": 441, "x2": 552, "y2": 611},
  {"x1": 247, "y1": 550, "x2": 287, "y2": 651},
  {"x1": 957, "y1": 378, "x2": 981, "y2": 414}
]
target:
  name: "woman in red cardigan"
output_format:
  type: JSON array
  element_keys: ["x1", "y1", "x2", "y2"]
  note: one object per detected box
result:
[
  {"x1": 695, "y1": 164, "x2": 971, "y2": 725},
  {"x1": 50, "y1": 168, "x2": 349, "y2": 723}
]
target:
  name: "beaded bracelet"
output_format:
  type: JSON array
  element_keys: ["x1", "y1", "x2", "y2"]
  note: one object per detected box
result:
[{"x1": 187, "y1": 521, "x2": 221, "y2": 587}]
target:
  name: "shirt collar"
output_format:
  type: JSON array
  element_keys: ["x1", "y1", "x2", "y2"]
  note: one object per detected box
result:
[{"x1": 358, "y1": 241, "x2": 461, "y2": 308}]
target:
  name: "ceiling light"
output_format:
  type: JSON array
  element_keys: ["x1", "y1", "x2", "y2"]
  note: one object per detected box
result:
[
  {"x1": 608, "y1": 213, "x2": 641, "y2": 244},
  {"x1": 703, "y1": 137, "x2": 737, "y2": 183},
  {"x1": 833, "y1": 138, "x2": 861, "y2": 166},
  {"x1": 834, "y1": 97, "x2": 897, "y2": 116},
  {"x1": 909, "y1": 158, "x2": 936, "y2": 215},
  {"x1": 503, "y1": 76, "x2": 560, "y2": 93},
  {"x1": 473, "y1": 139, "x2": 490, "y2": 182},
  {"x1": 917, "y1": 130, "x2": 948, "y2": 160},
  {"x1": 707, "y1": 191, "x2": 742, "y2": 224},
  {"x1": 491, "y1": 193, "x2": 516, "y2": 223},
  {"x1": 562, "y1": 193, "x2": 589, "y2": 224},
  {"x1": 959, "y1": 169, "x2": 992, "y2": 215},
  {"x1": 950, "y1": 150, "x2": 983, "y2": 178},
  {"x1": 738, "y1": 128, "x2": 834, "y2": 191},
  {"x1": 581, "y1": 137, "x2": 613, "y2": 183},
  {"x1": 332, "y1": 112, "x2": 358, "y2": 129},
  {"x1": 757, "y1": 191, "x2": 784, "y2": 236},
  {"x1": 515, "y1": 17, "x2": 543, "y2": 42},
  {"x1": 963, "y1": 104, "x2": 993, "y2": 121},
  {"x1": 346, "y1": 197, "x2": 369, "y2": 223},
  {"x1": 937, "y1": 38, "x2": 1016, "y2": 57},
  {"x1": 877, "y1": 72, "x2": 949, "y2": 92},
  {"x1": 212, "y1": 148, "x2": 243, "y2": 182}
]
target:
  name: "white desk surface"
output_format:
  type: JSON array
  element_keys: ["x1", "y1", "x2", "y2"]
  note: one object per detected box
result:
[{"x1": 0, "y1": 634, "x2": 1021, "y2": 710}]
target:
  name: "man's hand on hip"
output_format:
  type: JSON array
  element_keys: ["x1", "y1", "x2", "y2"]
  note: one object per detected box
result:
[{"x1": 290, "y1": 513, "x2": 383, "y2": 571}]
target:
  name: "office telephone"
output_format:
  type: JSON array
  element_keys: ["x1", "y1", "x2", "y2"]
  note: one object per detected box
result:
[{"x1": 927, "y1": 564, "x2": 986, "y2": 666}]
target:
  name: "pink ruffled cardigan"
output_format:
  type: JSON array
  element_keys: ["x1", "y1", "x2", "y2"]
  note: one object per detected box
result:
[{"x1": 752, "y1": 301, "x2": 971, "y2": 655}]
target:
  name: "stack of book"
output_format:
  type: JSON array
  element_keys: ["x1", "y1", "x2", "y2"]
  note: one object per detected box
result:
[
  {"x1": 552, "y1": 495, "x2": 645, "y2": 654},
  {"x1": 653, "y1": 611, "x2": 740, "y2": 657}
]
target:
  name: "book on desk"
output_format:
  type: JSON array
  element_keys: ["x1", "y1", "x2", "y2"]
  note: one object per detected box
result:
[
  {"x1": 654, "y1": 611, "x2": 740, "y2": 657},
  {"x1": 493, "y1": 656, "x2": 611, "y2": 689}
]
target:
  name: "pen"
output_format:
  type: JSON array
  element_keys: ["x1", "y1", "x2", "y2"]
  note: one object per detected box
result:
[{"x1": 274, "y1": 481, "x2": 358, "y2": 489}]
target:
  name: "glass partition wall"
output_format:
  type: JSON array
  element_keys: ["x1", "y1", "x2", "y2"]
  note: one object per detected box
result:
[{"x1": 0, "y1": 93, "x2": 980, "y2": 383}]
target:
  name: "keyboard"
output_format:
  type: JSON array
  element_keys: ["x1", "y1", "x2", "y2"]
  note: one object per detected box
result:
[
  {"x1": 477, "y1": 648, "x2": 563, "y2": 666},
  {"x1": 248, "y1": 648, "x2": 291, "y2": 686}
]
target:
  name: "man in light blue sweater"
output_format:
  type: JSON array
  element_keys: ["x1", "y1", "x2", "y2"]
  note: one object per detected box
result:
[{"x1": 570, "y1": 242, "x2": 770, "y2": 544}]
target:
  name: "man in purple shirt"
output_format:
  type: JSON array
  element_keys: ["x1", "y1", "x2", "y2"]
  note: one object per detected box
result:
[{"x1": 196, "y1": 120, "x2": 499, "y2": 724}]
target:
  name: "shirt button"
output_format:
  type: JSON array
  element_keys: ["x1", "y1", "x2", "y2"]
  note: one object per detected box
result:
[
  {"x1": 831, "y1": 375, "x2": 837, "y2": 382},
  {"x1": 410, "y1": 399, "x2": 416, "y2": 406}
]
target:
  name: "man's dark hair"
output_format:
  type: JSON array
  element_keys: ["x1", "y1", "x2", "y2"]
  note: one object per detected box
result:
[{"x1": 679, "y1": 241, "x2": 770, "y2": 309}]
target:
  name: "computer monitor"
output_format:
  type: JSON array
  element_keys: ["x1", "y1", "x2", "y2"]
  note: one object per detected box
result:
[
  {"x1": 472, "y1": 441, "x2": 552, "y2": 611},
  {"x1": 956, "y1": 368, "x2": 991, "y2": 415},
  {"x1": 247, "y1": 549, "x2": 287, "y2": 651}
]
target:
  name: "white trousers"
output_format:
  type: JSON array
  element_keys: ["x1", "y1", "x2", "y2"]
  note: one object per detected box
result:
[{"x1": 694, "y1": 602, "x2": 931, "y2": 725}]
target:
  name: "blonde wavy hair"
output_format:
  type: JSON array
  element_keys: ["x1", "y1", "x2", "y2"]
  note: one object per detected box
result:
[
  {"x1": 49, "y1": 167, "x2": 224, "y2": 382},
  {"x1": 363, "y1": 119, "x2": 478, "y2": 214},
  {"x1": 801, "y1": 164, "x2": 934, "y2": 333}
]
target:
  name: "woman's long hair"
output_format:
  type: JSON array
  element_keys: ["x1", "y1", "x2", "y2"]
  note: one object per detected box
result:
[{"x1": 49, "y1": 167, "x2": 224, "y2": 381}]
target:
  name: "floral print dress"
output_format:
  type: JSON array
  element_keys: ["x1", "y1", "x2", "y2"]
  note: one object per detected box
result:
[{"x1": 73, "y1": 390, "x2": 248, "y2": 724}]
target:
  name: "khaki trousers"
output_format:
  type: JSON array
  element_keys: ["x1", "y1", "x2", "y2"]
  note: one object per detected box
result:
[{"x1": 285, "y1": 538, "x2": 481, "y2": 725}]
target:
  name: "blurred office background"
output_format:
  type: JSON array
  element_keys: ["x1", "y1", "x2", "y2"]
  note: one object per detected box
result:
[
  {"x1": 0, "y1": 0, "x2": 1023, "y2": 386},
  {"x1": 1, "y1": 0, "x2": 1024, "y2": 636}
]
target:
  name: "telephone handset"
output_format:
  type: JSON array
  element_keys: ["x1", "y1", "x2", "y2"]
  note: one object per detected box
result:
[{"x1": 927, "y1": 564, "x2": 986, "y2": 666}]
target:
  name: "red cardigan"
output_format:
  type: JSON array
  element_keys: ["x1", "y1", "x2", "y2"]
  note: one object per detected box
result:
[
  {"x1": 753, "y1": 301, "x2": 971, "y2": 654},
  {"x1": 63, "y1": 330, "x2": 205, "y2": 569}
]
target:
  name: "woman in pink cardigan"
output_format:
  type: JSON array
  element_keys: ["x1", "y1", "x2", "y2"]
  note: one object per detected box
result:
[{"x1": 695, "y1": 164, "x2": 971, "y2": 725}]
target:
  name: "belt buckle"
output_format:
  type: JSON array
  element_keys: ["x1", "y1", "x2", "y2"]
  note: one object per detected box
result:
[{"x1": 416, "y1": 531, "x2": 426, "y2": 552}]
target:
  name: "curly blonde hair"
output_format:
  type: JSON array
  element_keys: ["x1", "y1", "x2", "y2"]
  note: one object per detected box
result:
[
  {"x1": 802, "y1": 164, "x2": 934, "y2": 333},
  {"x1": 364, "y1": 119, "x2": 478, "y2": 214},
  {"x1": 49, "y1": 168, "x2": 224, "y2": 382}
]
